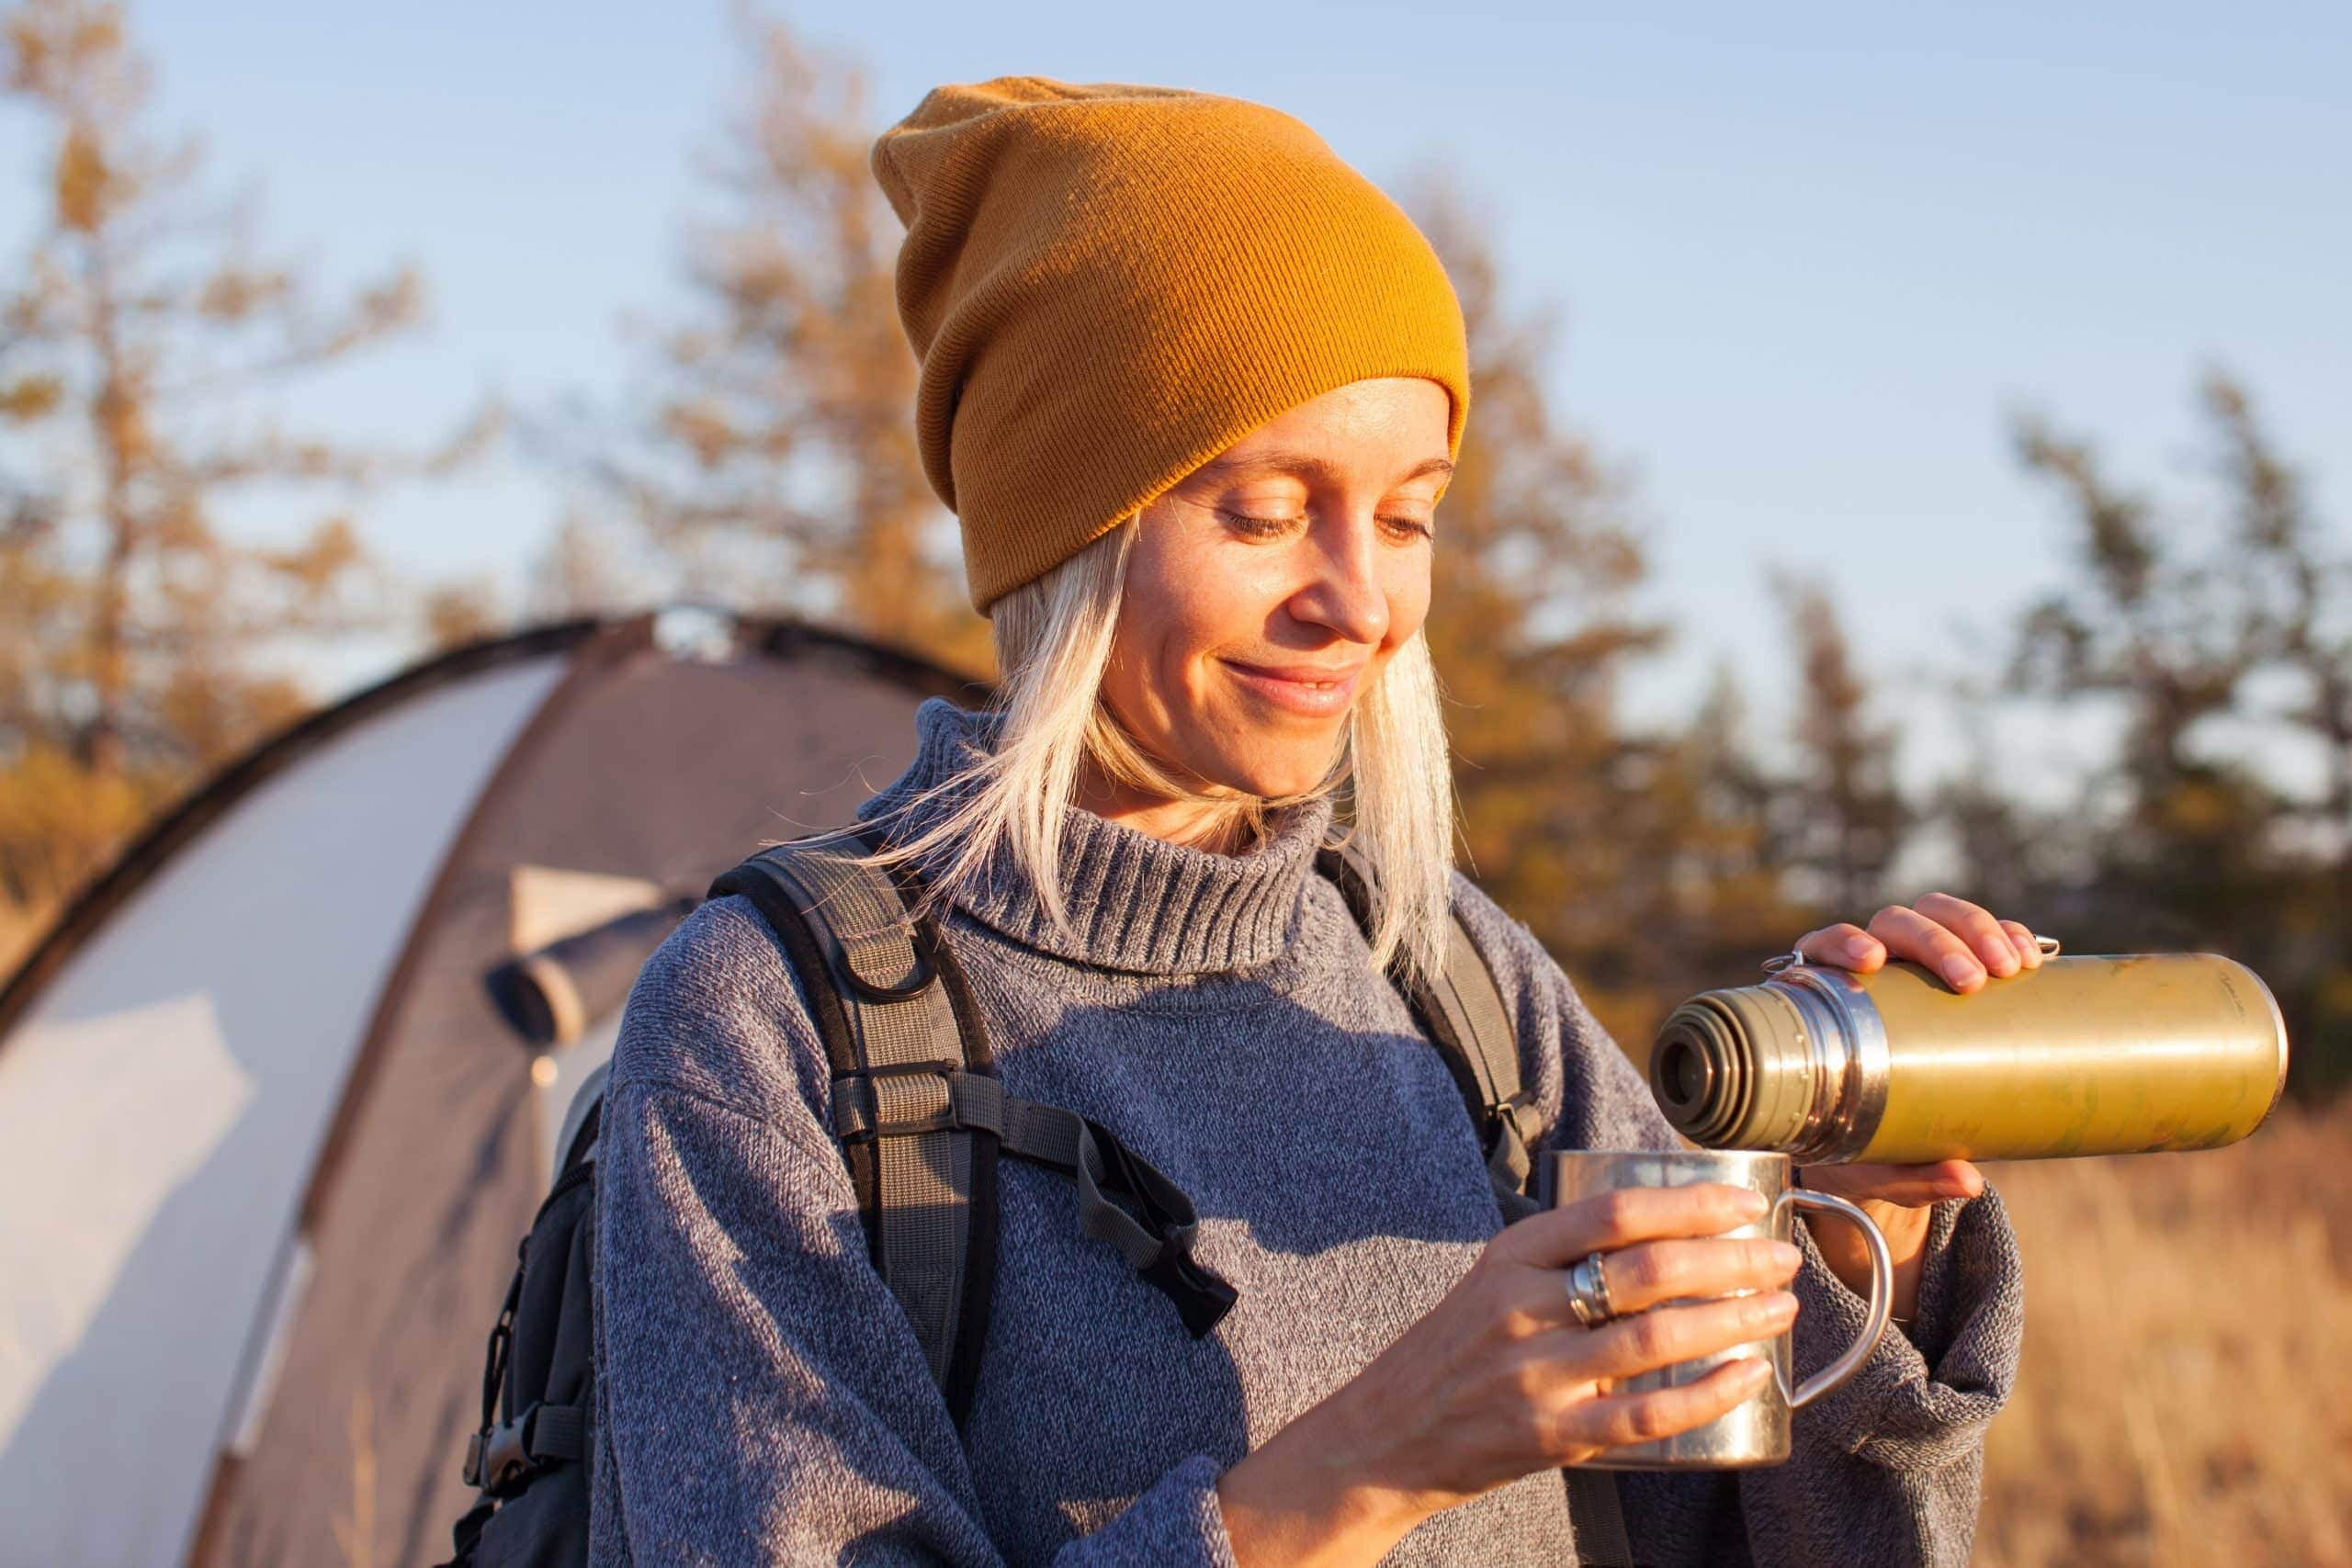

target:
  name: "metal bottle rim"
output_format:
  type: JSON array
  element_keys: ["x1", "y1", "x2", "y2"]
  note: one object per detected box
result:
[{"x1": 1761, "y1": 964, "x2": 1892, "y2": 1164}]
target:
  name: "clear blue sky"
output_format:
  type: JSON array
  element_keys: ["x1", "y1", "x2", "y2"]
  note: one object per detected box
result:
[{"x1": 6, "y1": 1, "x2": 2346, "y2": 794}]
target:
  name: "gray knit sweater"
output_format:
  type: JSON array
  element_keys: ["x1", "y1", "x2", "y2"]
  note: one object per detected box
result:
[{"x1": 589, "y1": 698, "x2": 2023, "y2": 1566}]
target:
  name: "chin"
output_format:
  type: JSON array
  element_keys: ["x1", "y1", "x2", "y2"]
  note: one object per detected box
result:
[
  {"x1": 1144, "y1": 701, "x2": 1348, "y2": 800},
  {"x1": 1205, "y1": 741, "x2": 1343, "y2": 801}
]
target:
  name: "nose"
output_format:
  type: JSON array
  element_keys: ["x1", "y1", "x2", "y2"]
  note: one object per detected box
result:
[{"x1": 1285, "y1": 513, "x2": 1392, "y2": 647}]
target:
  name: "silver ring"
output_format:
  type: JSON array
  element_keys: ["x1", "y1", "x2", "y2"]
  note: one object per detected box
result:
[{"x1": 1565, "y1": 1250, "x2": 1619, "y2": 1329}]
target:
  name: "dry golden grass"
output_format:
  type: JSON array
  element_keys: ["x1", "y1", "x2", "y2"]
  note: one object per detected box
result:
[{"x1": 1976, "y1": 1100, "x2": 2352, "y2": 1566}]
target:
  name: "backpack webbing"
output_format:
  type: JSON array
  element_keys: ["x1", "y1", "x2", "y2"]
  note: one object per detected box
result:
[
  {"x1": 706, "y1": 829, "x2": 1238, "y2": 1425},
  {"x1": 446, "y1": 1092, "x2": 604, "y2": 1565}
]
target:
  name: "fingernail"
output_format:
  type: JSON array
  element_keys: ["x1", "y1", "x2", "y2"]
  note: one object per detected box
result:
[
  {"x1": 1739, "y1": 1189, "x2": 1770, "y2": 1218},
  {"x1": 1941, "y1": 955, "x2": 1979, "y2": 986},
  {"x1": 1844, "y1": 935, "x2": 1873, "y2": 960},
  {"x1": 1769, "y1": 1292, "x2": 1799, "y2": 1323},
  {"x1": 1739, "y1": 1358, "x2": 1773, "y2": 1387},
  {"x1": 1768, "y1": 1241, "x2": 1802, "y2": 1271}
]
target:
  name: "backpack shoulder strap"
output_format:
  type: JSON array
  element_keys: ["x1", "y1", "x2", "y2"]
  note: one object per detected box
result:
[
  {"x1": 1316, "y1": 841, "x2": 1541, "y2": 1218},
  {"x1": 708, "y1": 829, "x2": 993, "y2": 1413},
  {"x1": 707, "y1": 830, "x2": 1236, "y2": 1424},
  {"x1": 1315, "y1": 841, "x2": 1636, "y2": 1568},
  {"x1": 553, "y1": 1060, "x2": 610, "y2": 1175}
]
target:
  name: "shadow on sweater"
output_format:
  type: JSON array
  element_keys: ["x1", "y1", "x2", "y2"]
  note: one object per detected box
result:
[{"x1": 841, "y1": 987, "x2": 1582, "y2": 1560}]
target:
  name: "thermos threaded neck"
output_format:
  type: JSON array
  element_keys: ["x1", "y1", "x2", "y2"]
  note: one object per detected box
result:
[
  {"x1": 1650, "y1": 982, "x2": 1824, "y2": 1153},
  {"x1": 1651, "y1": 997, "x2": 1750, "y2": 1144}
]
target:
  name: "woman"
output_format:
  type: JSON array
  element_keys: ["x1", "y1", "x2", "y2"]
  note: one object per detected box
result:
[{"x1": 590, "y1": 78, "x2": 2023, "y2": 1566}]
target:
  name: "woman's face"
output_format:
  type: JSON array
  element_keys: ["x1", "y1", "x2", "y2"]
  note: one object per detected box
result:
[{"x1": 1101, "y1": 376, "x2": 1453, "y2": 799}]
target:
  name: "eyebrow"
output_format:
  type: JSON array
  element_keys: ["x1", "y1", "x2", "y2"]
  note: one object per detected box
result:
[{"x1": 1194, "y1": 452, "x2": 1454, "y2": 487}]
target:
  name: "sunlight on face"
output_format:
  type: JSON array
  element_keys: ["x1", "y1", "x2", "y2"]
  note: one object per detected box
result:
[{"x1": 1100, "y1": 376, "x2": 1453, "y2": 800}]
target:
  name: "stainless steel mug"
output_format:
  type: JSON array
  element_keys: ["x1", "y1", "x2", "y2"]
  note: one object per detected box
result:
[{"x1": 1538, "y1": 1148, "x2": 1894, "y2": 1469}]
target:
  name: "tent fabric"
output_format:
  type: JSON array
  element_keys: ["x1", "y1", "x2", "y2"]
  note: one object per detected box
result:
[
  {"x1": 0, "y1": 652, "x2": 571, "y2": 1567},
  {"x1": 0, "y1": 611, "x2": 974, "y2": 1566}
]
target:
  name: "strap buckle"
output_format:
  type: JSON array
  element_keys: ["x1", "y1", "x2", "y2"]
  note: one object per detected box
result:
[
  {"x1": 464, "y1": 1401, "x2": 552, "y2": 1497},
  {"x1": 1489, "y1": 1093, "x2": 1540, "y2": 1149},
  {"x1": 831, "y1": 1060, "x2": 964, "y2": 1141}
]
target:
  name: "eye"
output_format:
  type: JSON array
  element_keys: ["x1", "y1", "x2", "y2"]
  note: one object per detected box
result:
[
  {"x1": 1218, "y1": 510, "x2": 1435, "y2": 542},
  {"x1": 1217, "y1": 509, "x2": 1299, "y2": 538}
]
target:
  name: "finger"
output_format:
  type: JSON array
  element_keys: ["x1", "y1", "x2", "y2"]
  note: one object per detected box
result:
[
  {"x1": 1867, "y1": 904, "x2": 1993, "y2": 991},
  {"x1": 1579, "y1": 1235, "x2": 1802, "y2": 1318},
  {"x1": 1801, "y1": 1158, "x2": 1984, "y2": 1206},
  {"x1": 1493, "y1": 1183, "x2": 1767, "y2": 1270},
  {"x1": 1793, "y1": 922, "x2": 1882, "y2": 971},
  {"x1": 1568, "y1": 1291, "x2": 1800, "y2": 1383},
  {"x1": 1912, "y1": 891, "x2": 2020, "y2": 977},
  {"x1": 1999, "y1": 919, "x2": 2042, "y2": 969},
  {"x1": 1559, "y1": 1357, "x2": 1774, "y2": 1456}
]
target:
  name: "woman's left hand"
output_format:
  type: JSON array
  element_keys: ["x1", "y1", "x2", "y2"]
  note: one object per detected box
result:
[{"x1": 1780, "y1": 893, "x2": 2045, "y2": 1319}]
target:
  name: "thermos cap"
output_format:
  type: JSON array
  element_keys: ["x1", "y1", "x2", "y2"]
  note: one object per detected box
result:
[{"x1": 1653, "y1": 985, "x2": 1815, "y2": 1150}]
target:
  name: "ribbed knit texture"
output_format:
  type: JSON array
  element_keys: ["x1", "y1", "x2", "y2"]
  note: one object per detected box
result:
[
  {"x1": 871, "y1": 79, "x2": 1472, "y2": 611},
  {"x1": 589, "y1": 699, "x2": 2024, "y2": 1566},
  {"x1": 850, "y1": 701, "x2": 1329, "y2": 974}
]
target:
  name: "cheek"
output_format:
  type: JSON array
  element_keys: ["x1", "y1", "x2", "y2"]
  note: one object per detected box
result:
[
  {"x1": 1104, "y1": 527, "x2": 1252, "y2": 728},
  {"x1": 1387, "y1": 560, "x2": 1433, "y2": 647}
]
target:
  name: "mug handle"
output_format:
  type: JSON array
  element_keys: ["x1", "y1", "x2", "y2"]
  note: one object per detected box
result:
[{"x1": 1781, "y1": 1189, "x2": 1894, "y2": 1410}]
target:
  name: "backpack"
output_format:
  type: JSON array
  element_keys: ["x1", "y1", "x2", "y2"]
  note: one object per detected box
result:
[{"x1": 441, "y1": 829, "x2": 1634, "y2": 1567}]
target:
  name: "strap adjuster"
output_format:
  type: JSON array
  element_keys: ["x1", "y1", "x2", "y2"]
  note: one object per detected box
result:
[
  {"x1": 1490, "y1": 1094, "x2": 1540, "y2": 1146},
  {"x1": 463, "y1": 1400, "x2": 581, "y2": 1497},
  {"x1": 831, "y1": 1061, "x2": 964, "y2": 1141}
]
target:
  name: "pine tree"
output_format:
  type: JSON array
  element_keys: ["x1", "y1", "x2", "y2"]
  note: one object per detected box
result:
[
  {"x1": 571, "y1": 6, "x2": 989, "y2": 674},
  {"x1": 1407, "y1": 176, "x2": 1810, "y2": 1048},
  {"x1": 1994, "y1": 371, "x2": 2344, "y2": 1089},
  {"x1": 0, "y1": 0, "x2": 483, "y2": 935},
  {"x1": 1771, "y1": 573, "x2": 1907, "y2": 914}
]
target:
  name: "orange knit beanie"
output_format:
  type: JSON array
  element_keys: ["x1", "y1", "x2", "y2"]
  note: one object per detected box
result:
[{"x1": 871, "y1": 77, "x2": 1472, "y2": 614}]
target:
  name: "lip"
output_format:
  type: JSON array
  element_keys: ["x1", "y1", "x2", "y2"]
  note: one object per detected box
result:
[{"x1": 1221, "y1": 658, "x2": 1365, "y2": 718}]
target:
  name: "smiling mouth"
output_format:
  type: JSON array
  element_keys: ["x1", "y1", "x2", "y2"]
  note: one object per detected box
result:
[
  {"x1": 1238, "y1": 671, "x2": 1347, "y2": 687},
  {"x1": 1220, "y1": 659, "x2": 1366, "y2": 715},
  {"x1": 1223, "y1": 660, "x2": 1364, "y2": 684}
]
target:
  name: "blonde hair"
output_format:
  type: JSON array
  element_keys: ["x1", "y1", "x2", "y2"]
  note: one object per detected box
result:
[{"x1": 851, "y1": 519, "x2": 1460, "y2": 985}]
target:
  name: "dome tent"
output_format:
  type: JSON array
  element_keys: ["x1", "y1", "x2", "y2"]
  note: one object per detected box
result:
[{"x1": 0, "y1": 609, "x2": 975, "y2": 1567}]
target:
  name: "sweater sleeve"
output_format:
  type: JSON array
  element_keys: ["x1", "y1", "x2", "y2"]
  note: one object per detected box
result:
[
  {"x1": 1445, "y1": 875, "x2": 2024, "y2": 1568},
  {"x1": 586, "y1": 897, "x2": 1240, "y2": 1568}
]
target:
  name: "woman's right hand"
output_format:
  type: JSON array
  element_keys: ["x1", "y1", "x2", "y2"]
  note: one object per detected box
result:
[{"x1": 1216, "y1": 1182, "x2": 1801, "y2": 1567}]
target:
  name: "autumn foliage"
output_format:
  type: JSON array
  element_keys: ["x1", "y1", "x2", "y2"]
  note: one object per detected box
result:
[{"x1": 0, "y1": 0, "x2": 489, "y2": 951}]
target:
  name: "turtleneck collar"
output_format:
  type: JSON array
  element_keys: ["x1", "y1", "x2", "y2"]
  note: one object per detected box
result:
[{"x1": 853, "y1": 698, "x2": 1338, "y2": 976}]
